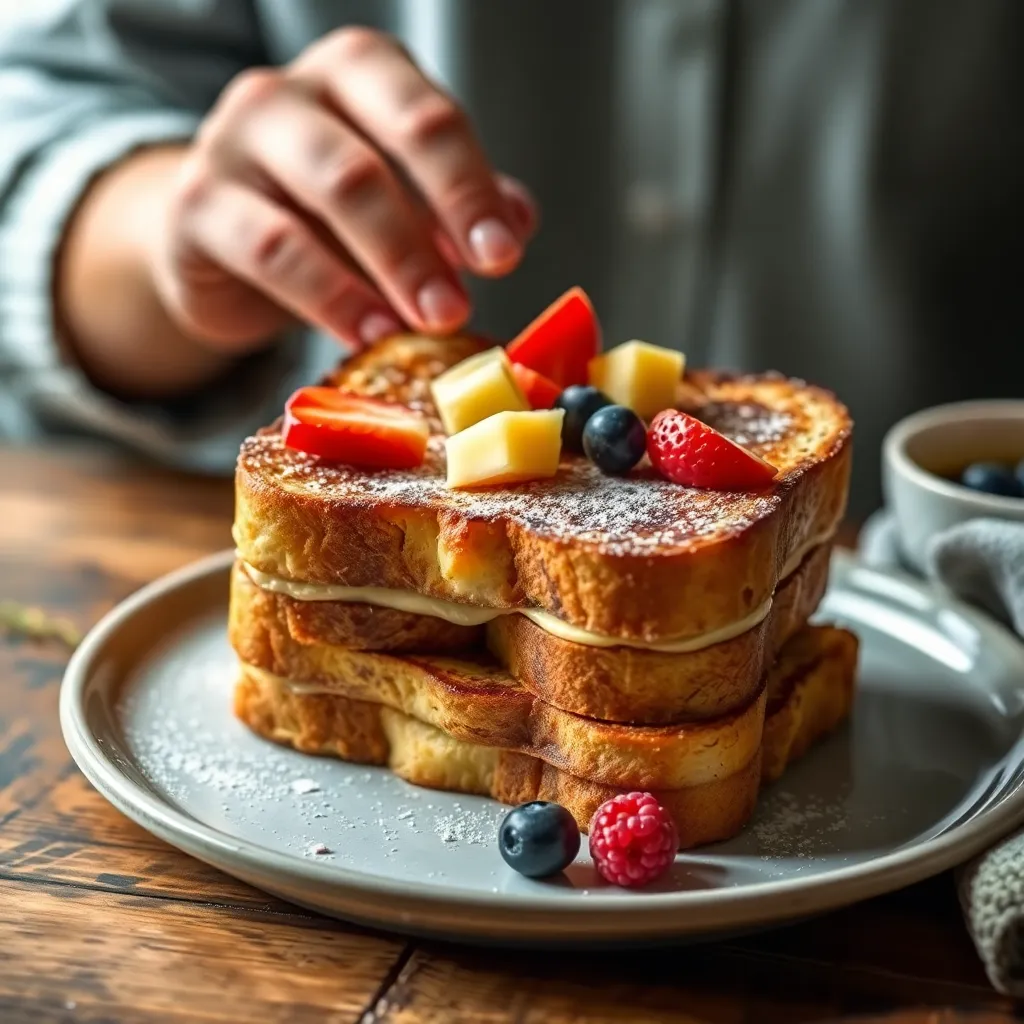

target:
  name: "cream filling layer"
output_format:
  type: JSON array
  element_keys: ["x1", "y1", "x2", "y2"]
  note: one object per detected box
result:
[
  {"x1": 242, "y1": 560, "x2": 770, "y2": 652},
  {"x1": 240, "y1": 528, "x2": 833, "y2": 654}
]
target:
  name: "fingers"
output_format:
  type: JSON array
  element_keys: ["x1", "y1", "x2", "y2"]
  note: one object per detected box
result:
[
  {"x1": 175, "y1": 40, "x2": 539, "y2": 350},
  {"x1": 176, "y1": 172, "x2": 404, "y2": 347},
  {"x1": 428, "y1": 176, "x2": 538, "y2": 269},
  {"x1": 295, "y1": 28, "x2": 524, "y2": 277},
  {"x1": 230, "y1": 81, "x2": 470, "y2": 333},
  {"x1": 497, "y1": 174, "x2": 539, "y2": 239}
]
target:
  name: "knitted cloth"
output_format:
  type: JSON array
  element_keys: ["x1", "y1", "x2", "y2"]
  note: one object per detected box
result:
[{"x1": 860, "y1": 513, "x2": 1024, "y2": 995}]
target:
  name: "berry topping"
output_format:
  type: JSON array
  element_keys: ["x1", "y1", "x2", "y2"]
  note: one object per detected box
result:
[
  {"x1": 510, "y1": 362, "x2": 563, "y2": 410},
  {"x1": 498, "y1": 801, "x2": 581, "y2": 878},
  {"x1": 647, "y1": 409, "x2": 777, "y2": 490},
  {"x1": 555, "y1": 385, "x2": 612, "y2": 452},
  {"x1": 582, "y1": 405, "x2": 646, "y2": 475},
  {"x1": 506, "y1": 287, "x2": 600, "y2": 387},
  {"x1": 961, "y1": 462, "x2": 1023, "y2": 498},
  {"x1": 283, "y1": 388, "x2": 429, "y2": 469},
  {"x1": 589, "y1": 792, "x2": 678, "y2": 888}
]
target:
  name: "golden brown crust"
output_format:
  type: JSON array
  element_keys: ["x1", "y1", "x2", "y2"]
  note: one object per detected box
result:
[
  {"x1": 234, "y1": 335, "x2": 852, "y2": 641},
  {"x1": 762, "y1": 626, "x2": 859, "y2": 783},
  {"x1": 232, "y1": 624, "x2": 858, "y2": 845},
  {"x1": 230, "y1": 564, "x2": 766, "y2": 790},
  {"x1": 231, "y1": 543, "x2": 828, "y2": 724},
  {"x1": 274, "y1": 592, "x2": 481, "y2": 652},
  {"x1": 488, "y1": 543, "x2": 830, "y2": 723},
  {"x1": 233, "y1": 668, "x2": 765, "y2": 847}
]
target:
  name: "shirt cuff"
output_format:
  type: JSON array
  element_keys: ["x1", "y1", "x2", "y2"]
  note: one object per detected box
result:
[{"x1": 0, "y1": 109, "x2": 303, "y2": 474}]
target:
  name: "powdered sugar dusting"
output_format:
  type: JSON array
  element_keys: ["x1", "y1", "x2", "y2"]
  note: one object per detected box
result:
[
  {"x1": 117, "y1": 626, "x2": 513, "y2": 873},
  {"x1": 701, "y1": 401, "x2": 793, "y2": 448},
  {"x1": 751, "y1": 790, "x2": 851, "y2": 857},
  {"x1": 237, "y1": 353, "x2": 836, "y2": 556},
  {"x1": 240, "y1": 432, "x2": 783, "y2": 556},
  {"x1": 433, "y1": 802, "x2": 502, "y2": 845}
]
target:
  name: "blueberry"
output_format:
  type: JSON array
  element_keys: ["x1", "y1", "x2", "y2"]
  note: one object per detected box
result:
[
  {"x1": 582, "y1": 405, "x2": 647, "y2": 475},
  {"x1": 1016, "y1": 459, "x2": 1024, "y2": 492},
  {"x1": 960, "y1": 461, "x2": 1022, "y2": 498},
  {"x1": 555, "y1": 385, "x2": 612, "y2": 453},
  {"x1": 498, "y1": 801, "x2": 581, "y2": 878}
]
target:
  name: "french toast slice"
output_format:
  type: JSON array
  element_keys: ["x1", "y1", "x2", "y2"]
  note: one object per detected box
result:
[
  {"x1": 233, "y1": 543, "x2": 829, "y2": 724},
  {"x1": 234, "y1": 335, "x2": 851, "y2": 643},
  {"x1": 762, "y1": 625, "x2": 859, "y2": 783},
  {"x1": 233, "y1": 625, "x2": 859, "y2": 847},
  {"x1": 230, "y1": 561, "x2": 766, "y2": 790}
]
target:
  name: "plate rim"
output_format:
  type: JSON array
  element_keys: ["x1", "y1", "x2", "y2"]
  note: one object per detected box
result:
[{"x1": 60, "y1": 548, "x2": 1024, "y2": 941}]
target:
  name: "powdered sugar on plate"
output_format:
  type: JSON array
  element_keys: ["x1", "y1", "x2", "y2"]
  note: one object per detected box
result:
[{"x1": 116, "y1": 619, "x2": 514, "y2": 878}]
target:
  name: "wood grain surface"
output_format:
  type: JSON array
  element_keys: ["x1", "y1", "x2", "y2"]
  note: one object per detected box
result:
[{"x1": 0, "y1": 442, "x2": 1019, "y2": 1023}]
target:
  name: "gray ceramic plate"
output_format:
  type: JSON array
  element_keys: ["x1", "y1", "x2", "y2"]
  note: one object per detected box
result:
[{"x1": 60, "y1": 550, "x2": 1024, "y2": 945}]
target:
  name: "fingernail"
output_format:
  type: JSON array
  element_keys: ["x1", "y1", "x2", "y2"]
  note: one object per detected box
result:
[
  {"x1": 417, "y1": 277, "x2": 469, "y2": 329},
  {"x1": 358, "y1": 311, "x2": 403, "y2": 345},
  {"x1": 468, "y1": 218, "x2": 521, "y2": 270}
]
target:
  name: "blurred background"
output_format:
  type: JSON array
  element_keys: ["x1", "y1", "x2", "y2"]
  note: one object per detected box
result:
[{"x1": 1, "y1": 0, "x2": 1022, "y2": 518}]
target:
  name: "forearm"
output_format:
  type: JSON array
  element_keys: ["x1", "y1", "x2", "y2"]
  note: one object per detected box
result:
[{"x1": 56, "y1": 145, "x2": 239, "y2": 401}]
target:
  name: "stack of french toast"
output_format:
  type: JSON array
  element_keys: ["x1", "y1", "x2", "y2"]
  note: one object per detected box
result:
[{"x1": 229, "y1": 328, "x2": 857, "y2": 849}]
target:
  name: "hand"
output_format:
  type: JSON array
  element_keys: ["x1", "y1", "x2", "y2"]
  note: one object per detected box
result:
[{"x1": 148, "y1": 27, "x2": 536, "y2": 354}]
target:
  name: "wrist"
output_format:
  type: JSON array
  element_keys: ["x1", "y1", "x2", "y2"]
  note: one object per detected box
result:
[{"x1": 57, "y1": 144, "x2": 236, "y2": 401}]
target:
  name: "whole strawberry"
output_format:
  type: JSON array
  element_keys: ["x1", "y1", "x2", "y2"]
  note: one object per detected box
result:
[
  {"x1": 647, "y1": 409, "x2": 777, "y2": 490},
  {"x1": 589, "y1": 792, "x2": 679, "y2": 887}
]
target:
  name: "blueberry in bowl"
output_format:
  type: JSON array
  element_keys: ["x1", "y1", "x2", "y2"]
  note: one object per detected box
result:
[
  {"x1": 882, "y1": 399, "x2": 1024, "y2": 574},
  {"x1": 960, "y1": 462, "x2": 1023, "y2": 499}
]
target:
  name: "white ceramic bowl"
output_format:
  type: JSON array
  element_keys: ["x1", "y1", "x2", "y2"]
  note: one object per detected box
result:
[{"x1": 882, "y1": 400, "x2": 1024, "y2": 573}]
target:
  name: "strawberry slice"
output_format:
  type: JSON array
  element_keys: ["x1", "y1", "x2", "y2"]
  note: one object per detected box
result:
[
  {"x1": 510, "y1": 362, "x2": 562, "y2": 410},
  {"x1": 647, "y1": 410, "x2": 777, "y2": 490},
  {"x1": 283, "y1": 387, "x2": 429, "y2": 469},
  {"x1": 505, "y1": 287, "x2": 600, "y2": 387}
]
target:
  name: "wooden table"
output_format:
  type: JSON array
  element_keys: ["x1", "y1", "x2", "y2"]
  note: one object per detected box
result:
[{"x1": 1, "y1": 442, "x2": 1019, "y2": 1024}]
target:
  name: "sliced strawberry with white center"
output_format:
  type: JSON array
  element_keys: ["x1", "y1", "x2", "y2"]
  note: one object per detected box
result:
[
  {"x1": 647, "y1": 409, "x2": 777, "y2": 490},
  {"x1": 283, "y1": 387, "x2": 429, "y2": 469}
]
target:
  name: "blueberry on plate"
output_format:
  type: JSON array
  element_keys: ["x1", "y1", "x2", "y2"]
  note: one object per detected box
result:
[
  {"x1": 1016, "y1": 459, "x2": 1024, "y2": 492},
  {"x1": 498, "y1": 801, "x2": 581, "y2": 878},
  {"x1": 960, "y1": 461, "x2": 1022, "y2": 498},
  {"x1": 583, "y1": 404, "x2": 647, "y2": 475},
  {"x1": 555, "y1": 385, "x2": 612, "y2": 453}
]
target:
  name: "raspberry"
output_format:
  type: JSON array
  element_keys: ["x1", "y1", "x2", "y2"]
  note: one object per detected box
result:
[
  {"x1": 647, "y1": 409, "x2": 776, "y2": 490},
  {"x1": 588, "y1": 792, "x2": 679, "y2": 888}
]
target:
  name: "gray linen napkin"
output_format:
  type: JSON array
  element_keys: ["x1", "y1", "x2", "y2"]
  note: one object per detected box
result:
[{"x1": 859, "y1": 512, "x2": 1024, "y2": 995}]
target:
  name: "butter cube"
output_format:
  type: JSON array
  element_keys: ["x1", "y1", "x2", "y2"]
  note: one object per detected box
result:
[
  {"x1": 446, "y1": 410, "x2": 565, "y2": 488},
  {"x1": 588, "y1": 340, "x2": 685, "y2": 421},
  {"x1": 431, "y1": 348, "x2": 528, "y2": 435}
]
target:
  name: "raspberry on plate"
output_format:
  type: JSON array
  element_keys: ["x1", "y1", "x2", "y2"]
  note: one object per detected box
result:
[
  {"x1": 647, "y1": 409, "x2": 777, "y2": 490},
  {"x1": 589, "y1": 792, "x2": 679, "y2": 888}
]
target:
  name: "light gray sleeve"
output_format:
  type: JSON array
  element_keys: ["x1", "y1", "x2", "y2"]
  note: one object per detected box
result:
[{"x1": 0, "y1": 0, "x2": 304, "y2": 472}]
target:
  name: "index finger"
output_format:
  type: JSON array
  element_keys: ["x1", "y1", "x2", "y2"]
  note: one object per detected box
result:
[{"x1": 293, "y1": 28, "x2": 524, "y2": 277}]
